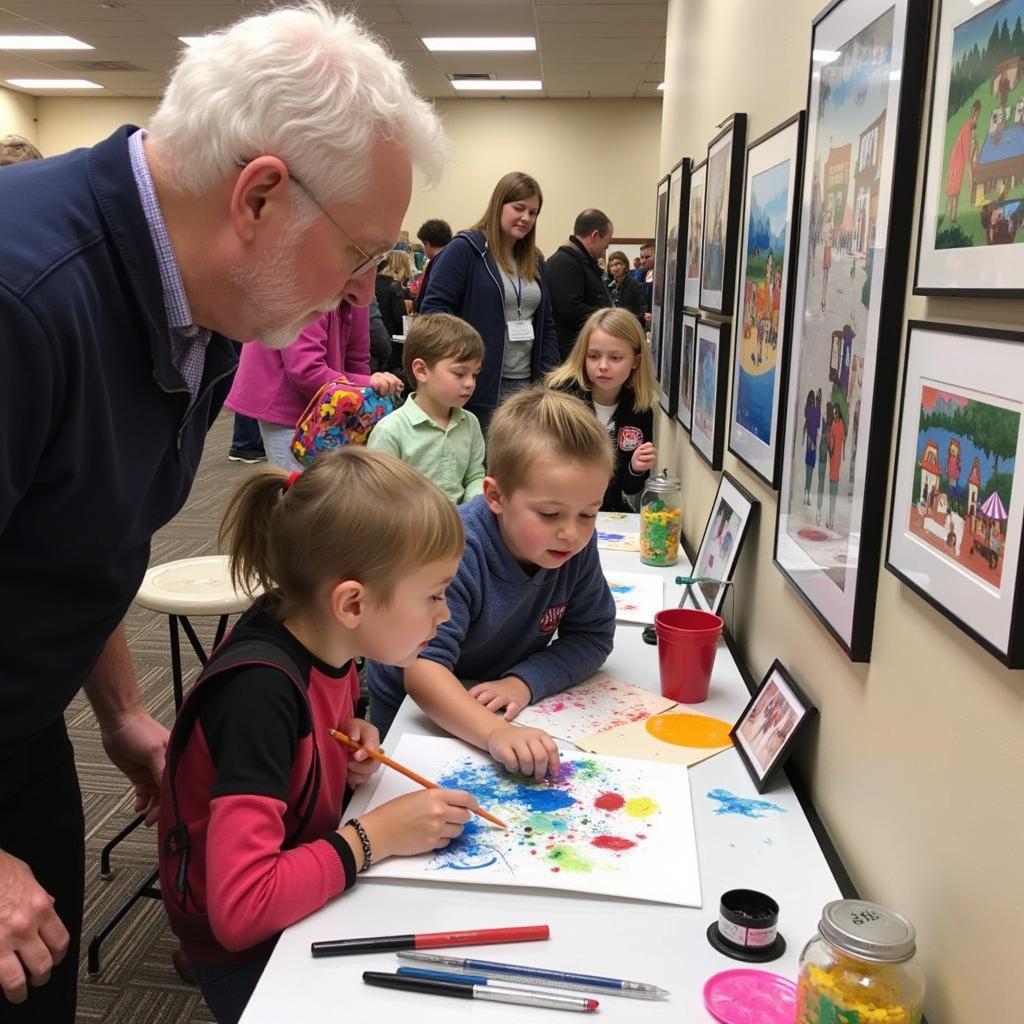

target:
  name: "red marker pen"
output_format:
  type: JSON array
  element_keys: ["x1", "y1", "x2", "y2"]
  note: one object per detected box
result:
[{"x1": 310, "y1": 924, "x2": 549, "y2": 958}]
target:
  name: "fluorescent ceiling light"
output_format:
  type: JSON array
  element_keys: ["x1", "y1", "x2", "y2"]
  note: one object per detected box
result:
[
  {"x1": 657, "y1": 82, "x2": 665, "y2": 90},
  {"x1": 424, "y1": 36, "x2": 535, "y2": 52},
  {"x1": 7, "y1": 78, "x2": 102, "y2": 89},
  {"x1": 0, "y1": 35, "x2": 92, "y2": 50},
  {"x1": 178, "y1": 36, "x2": 206, "y2": 46},
  {"x1": 812, "y1": 49, "x2": 841, "y2": 63},
  {"x1": 451, "y1": 79, "x2": 542, "y2": 91}
]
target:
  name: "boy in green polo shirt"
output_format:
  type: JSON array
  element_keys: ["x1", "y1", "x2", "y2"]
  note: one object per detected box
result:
[{"x1": 368, "y1": 313, "x2": 486, "y2": 503}]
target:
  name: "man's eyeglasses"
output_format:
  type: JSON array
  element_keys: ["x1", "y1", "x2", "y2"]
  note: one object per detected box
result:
[{"x1": 237, "y1": 159, "x2": 392, "y2": 278}]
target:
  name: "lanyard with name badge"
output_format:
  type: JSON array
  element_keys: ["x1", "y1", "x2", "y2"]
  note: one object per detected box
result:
[{"x1": 507, "y1": 271, "x2": 534, "y2": 342}]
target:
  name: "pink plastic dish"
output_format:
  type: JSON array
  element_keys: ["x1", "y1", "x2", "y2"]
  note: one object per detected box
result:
[{"x1": 703, "y1": 968, "x2": 798, "y2": 1024}]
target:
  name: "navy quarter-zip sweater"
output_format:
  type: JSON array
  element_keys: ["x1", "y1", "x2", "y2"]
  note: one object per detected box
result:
[
  {"x1": 366, "y1": 495, "x2": 616, "y2": 735},
  {"x1": 0, "y1": 126, "x2": 238, "y2": 753},
  {"x1": 418, "y1": 230, "x2": 559, "y2": 408}
]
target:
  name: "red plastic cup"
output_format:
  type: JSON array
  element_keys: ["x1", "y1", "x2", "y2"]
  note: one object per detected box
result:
[{"x1": 654, "y1": 608, "x2": 723, "y2": 703}]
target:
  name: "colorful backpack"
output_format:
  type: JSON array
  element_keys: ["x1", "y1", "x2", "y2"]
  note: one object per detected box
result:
[{"x1": 290, "y1": 376, "x2": 395, "y2": 467}]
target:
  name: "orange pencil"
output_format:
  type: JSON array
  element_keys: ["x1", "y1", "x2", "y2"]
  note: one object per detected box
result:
[{"x1": 329, "y1": 729, "x2": 508, "y2": 829}]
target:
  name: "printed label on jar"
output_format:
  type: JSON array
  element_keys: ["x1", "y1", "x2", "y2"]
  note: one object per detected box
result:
[{"x1": 718, "y1": 918, "x2": 775, "y2": 948}]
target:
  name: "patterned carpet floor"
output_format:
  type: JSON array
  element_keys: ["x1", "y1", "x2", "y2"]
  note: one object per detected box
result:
[{"x1": 70, "y1": 411, "x2": 257, "y2": 1023}]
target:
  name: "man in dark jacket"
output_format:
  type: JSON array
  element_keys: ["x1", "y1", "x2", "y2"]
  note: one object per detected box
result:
[
  {"x1": 546, "y1": 209, "x2": 615, "y2": 360},
  {"x1": 413, "y1": 217, "x2": 452, "y2": 312},
  {"x1": 0, "y1": 5, "x2": 442, "y2": 1020}
]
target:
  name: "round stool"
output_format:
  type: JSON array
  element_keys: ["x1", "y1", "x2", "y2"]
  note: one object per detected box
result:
[{"x1": 88, "y1": 555, "x2": 261, "y2": 976}]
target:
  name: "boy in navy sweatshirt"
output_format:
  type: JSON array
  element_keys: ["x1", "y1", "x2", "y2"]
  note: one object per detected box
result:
[{"x1": 367, "y1": 387, "x2": 616, "y2": 780}]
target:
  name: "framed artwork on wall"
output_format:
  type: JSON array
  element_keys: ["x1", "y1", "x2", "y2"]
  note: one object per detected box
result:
[
  {"x1": 773, "y1": 0, "x2": 930, "y2": 662},
  {"x1": 731, "y1": 660, "x2": 817, "y2": 793},
  {"x1": 690, "y1": 318, "x2": 731, "y2": 470},
  {"x1": 728, "y1": 112, "x2": 807, "y2": 488},
  {"x1": 690, "y1": 472, "x2": 759, "y2": 615},
  {"x1": 683, "y1": 160, "x2": 707, "y2": 309},
  {"x1": 915, "y1": 0, "x2": 1024, "y2": 297},
  {"x1": 676, "y1": 312, "x2": 698, "y2": 431},
  {"x1": 649, "y1": 174, "x2": 671, "y2": 379},
  {"x1": 886, "y1": 321, "x2": 1024, "y2": 667},
  {"x1": 658, "y1": 159, "x2": 690, "y2": 415},
  {"x1": 699, "y1": 113, "x2": 748, "y2": 317}
]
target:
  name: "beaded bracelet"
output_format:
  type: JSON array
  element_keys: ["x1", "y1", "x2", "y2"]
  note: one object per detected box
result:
[{"x1": 345, "y1": 817, "x2": 373, "y2": 872}]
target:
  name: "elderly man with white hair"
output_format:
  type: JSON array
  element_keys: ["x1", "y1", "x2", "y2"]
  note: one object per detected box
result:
[{"x1": 0, "y1": 5, "x2": 445, "y2": 1021}]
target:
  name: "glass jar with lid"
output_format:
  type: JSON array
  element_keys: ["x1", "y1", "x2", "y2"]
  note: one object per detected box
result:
[
  {"x1": 797, "y1": 899, "x2": 926, "y2": 1024},
  {"x1": 639, "y1": 470, "x2": 682, "y2": 567}
]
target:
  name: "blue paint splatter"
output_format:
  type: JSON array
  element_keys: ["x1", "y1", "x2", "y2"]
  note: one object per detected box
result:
[
  {"x1": 598, "y1": 531, "x2": 626, "y2": 543},
  {"x1": 608, "y1": 582, "x2": 636, "y2": 595},
  {"x1": 706, "y1": 788, "x2": 786, "y2": 819}
]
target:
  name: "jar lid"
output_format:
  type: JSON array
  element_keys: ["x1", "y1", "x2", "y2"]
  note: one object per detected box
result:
[
  {"x1": 819, "y1": 900, "x2": 917, "y2": 963},
  {"x1": 645, "y1": 469, "x2": 680, "y2": 492}
]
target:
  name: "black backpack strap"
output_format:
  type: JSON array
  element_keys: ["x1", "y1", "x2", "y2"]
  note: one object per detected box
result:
[{"x1": 164, "y1": 637, "x2": 323, "y2": 909}]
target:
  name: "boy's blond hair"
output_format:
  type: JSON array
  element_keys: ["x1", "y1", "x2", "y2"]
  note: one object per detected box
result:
[
  {"x1": 545, "y1": 307, "x2": 657, "y2": 411},
  {"x1": 487, "y1": 386, "x2": 614, "y2": 495},
  {"x1": 403, "y1": 313, "x2": 485, "y2": 378}
]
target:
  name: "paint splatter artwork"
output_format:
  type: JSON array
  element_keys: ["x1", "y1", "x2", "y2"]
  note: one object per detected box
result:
[
  {"x1": 596, "y1": 512, "x2": 641, "y2": 551},
  {"x1": 577, "y1": 711, "x2": 733, "y2": 769},
  {"x1": 362, "y1": 735, "x2": 701, "y2": 906},
  {"x1": 513, "y1": 672, "x2": 676, "y2": 743},
  {"x1": 597, "y1": 530, "x2": 642, "y2": 552},
  {"x1": 604, "y1": 570, "x2": 664, "y2": 623},
  {"x1": 707, "y1": 788, "x2": 786, "y2": 819}
]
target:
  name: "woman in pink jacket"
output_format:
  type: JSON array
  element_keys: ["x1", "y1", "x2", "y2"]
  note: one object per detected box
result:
[{"x1": 226, "y1": 303, "x2": 403, "y2": 469}]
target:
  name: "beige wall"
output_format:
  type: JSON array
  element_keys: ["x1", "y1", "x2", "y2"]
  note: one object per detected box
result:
[
  {"x1": 0, "y1": 85, "x2": 37, "y2": 143},
  {"x1": 660, "y1": 2, "x2": 1022, "y2": 1022},
  {"x1": 31, "y1": 95, "x2": 661, "y2": 257},
  {"x1": 406, "y1": 99, "x2": 662, "y2": 255}
]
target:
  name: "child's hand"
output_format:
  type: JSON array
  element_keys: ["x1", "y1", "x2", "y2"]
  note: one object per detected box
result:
[
  {"x1": 342, "y1": 718, "x2": 381, "y2": 787},
  {"x1": 631, "y1": 441, "x2": 657, "y2": 474},
  {"x1": 369, "y1": 372, "x2": 404, "y2": 396},
  {"x1": 486, "y1": 724, "x2": 560, "y2": 782},
  {"x1": 468, "y1": 677, "x2": 531, "y2": 720},
  {"x1": 356, "y1": 789, "x2": 478, "y2": 861}
]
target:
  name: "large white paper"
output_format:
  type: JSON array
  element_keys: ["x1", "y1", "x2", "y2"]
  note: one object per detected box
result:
[
  {"x1": 361, "y1": 735, "x2": 702, "y2": 907},
  {"x1": 514, "y1": 672, "x2": 676, "y2": 744},
  {"x1": 605, "y1": 570, "x2": 664, "y2": 623}
]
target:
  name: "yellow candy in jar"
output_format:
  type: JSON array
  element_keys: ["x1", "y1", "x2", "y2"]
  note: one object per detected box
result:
[{"x1": 639, "y1": 472, "x2": 683, "y2": 567}]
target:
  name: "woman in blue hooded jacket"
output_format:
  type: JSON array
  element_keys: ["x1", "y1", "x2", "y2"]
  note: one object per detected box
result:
[{"x1": 419, "y1": 171, "x2": 559, "y2": 431}]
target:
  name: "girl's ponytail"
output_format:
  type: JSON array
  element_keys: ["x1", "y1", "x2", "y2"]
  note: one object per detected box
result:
[{"x1": 219, "y1": 468, "x2": 292, "y2": 596}]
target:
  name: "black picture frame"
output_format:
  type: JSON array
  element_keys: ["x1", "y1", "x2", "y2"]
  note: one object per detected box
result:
[
  {"x1": 675, "y1": 311, "x2": 698, "y2": 431},
  {"x1": 689, "y1": 317, "x2": 731, "y2": 470},
  {"x1": 913, "y1": 0, "x2": 1024, "y2": 298},
  {"x1": 682, "y1": 160, "x2": 707, "y2": 310},
  {"x1": 699, "y1": 113, "x2": 748, "y2": 317},
  {"x1": 885, "y1": 320, "x2": 1024, "y2": 668},
  {"x1": 659, "y1": 158, "x2": 690, "y2": 415},
  {"x1": 731, "y1": 659, "x2": 818, "y2": 792},
  {"x1": 690, "y1": 471, "x2": 759, "y2": 614},
  {"x1": 728, "y1": 112, "x2": 807, "y2": 488},
  {"x1": 772, "y1": 0, "x2": 931, "y2": 662},
  {"x1": 649, "y1": 174, "x2": 671, "y2": 380}
]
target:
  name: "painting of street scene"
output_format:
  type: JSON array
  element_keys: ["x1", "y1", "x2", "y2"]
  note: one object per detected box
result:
[
  {"x1": 784, "y1": 9, "x2": 895, "y2": 588},
  {"x1": 907, "y1": 384, "x2": 1019, "y2": 588},
  {"x1": 934, "y1": 0, "x2": 1024, "y2": 250},
  {"x1": 737, "y1": 159, "x2": 791, "y2": 444}
]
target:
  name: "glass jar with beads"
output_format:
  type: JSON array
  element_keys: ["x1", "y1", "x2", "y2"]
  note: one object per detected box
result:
[
  {"x1": 797, "y1": 899, "x2": 925, "y2": 1024},
  {"x1": 639, "y1": 470, "x2": 682, "y2": 567}
]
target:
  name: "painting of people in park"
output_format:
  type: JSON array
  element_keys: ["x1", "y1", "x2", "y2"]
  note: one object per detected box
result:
[
  {"x1": 934, "y1": 0, "x2": 1024, "y2": 251},
  {"x1": 907, "y1": 384, "x2": 1019, "y2": 588},
  {"x1": 737, "y1": 159, "x2": 791, "y2": 444},
  {"x1": 783, "y1": 8, "x2": 895, "y2": 589}
]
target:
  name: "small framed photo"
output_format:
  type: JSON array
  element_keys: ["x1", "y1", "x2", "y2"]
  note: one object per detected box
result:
[
  {"x1": 683, "y1": 160, "x2": 707, "y2": 309},
  {"x1": 886, "y1": 320, "x2": 1024, "y2": 667},
  {"x1": 690, "y1": 472, "x2": 758, "y2": 614},
  {"x1": 689, "y1": 318, "x2": 731, "y2": 470},
  {"x1": 658, "y1": 159, "x2": 690, "y2": 415},
  {"x1": 675, "y1": 312, "x2": 698, "y2": 431},
  {"x1": 699, "y1": 113, "x2": 748, "y2": 317},
  {"x1": 731, "y1": 660, "x2": 817, "y2": 792}
]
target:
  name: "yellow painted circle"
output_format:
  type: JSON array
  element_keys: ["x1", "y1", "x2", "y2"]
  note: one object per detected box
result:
[{"x1": 644, "y1": 712, "x2": 732, "y2": 748}]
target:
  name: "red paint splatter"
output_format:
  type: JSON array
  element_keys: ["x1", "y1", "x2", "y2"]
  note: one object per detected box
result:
[
  {"x1": 551, "y1": 867, "x2": 561, "y2": 873},
  {"x1": 594, "y1": 792, "x2": 625, "y2": 811},
  {"x1": 592, "y1": 835, "x2": 636, "y2": 851}
]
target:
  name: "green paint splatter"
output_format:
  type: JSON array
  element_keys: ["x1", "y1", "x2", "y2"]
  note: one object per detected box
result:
[
  {"x1": 571, "y1": 759, "x2": 602, "y2": 782},
  {"x1": 524, "y1": 812, "x2": 568, "y2": 833},
  {"x1": 546, "y1": 845, "x2": 593, "y2": 873}
]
